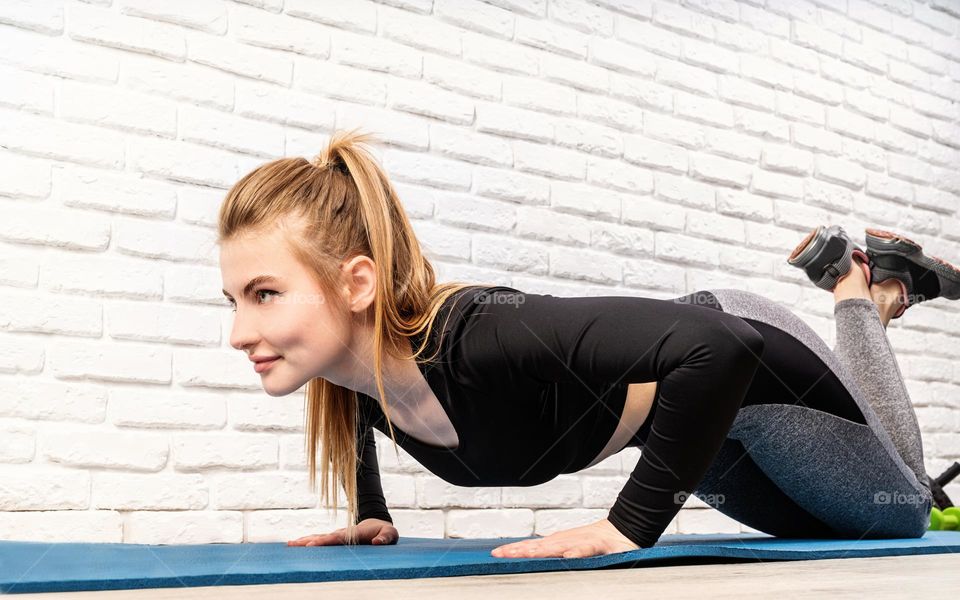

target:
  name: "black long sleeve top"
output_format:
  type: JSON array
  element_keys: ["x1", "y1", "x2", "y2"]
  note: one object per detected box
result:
[{"x1": 352, "y1": 284, "x2": 765, "y2": 549}]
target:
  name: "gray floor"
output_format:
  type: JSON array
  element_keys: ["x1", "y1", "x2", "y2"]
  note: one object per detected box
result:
[{"x1": 26, "y1": 554, "x2": 960, "y2": 599}]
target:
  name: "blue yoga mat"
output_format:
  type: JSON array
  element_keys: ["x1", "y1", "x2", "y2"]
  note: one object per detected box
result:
[{"x1": 2, "y1": 531, "x2": 959, "y2": 594}]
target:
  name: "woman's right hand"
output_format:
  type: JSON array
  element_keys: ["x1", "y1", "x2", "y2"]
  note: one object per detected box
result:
[{"x1": 287, "y1": 518, "x2": 398, "y2": 547}]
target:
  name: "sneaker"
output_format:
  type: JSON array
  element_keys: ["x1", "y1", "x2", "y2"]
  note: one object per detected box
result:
[
  {"x1": 788, "y1": 225, "x2": 873, "y2": 292},
  {"x1": 864, "y1": 228, "x2": 960, "y2": 319}
]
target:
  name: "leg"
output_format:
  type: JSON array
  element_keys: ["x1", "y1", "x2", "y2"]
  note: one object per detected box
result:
[
  {"x1": 694, "y1": 437, "x2": 839, "y2": 538},
  {"x1": 870, "y1": 280, "x2": 906, "y2": 329},
  {"x1": 829, "y1": 250, "x2": 930, "y2": 491},
  {"x1": 832, "y1": 297, "x2": 931, "y2": 493},
  {"x1": 699, "y1": 289, "x2": 932, "y2": 537},
  {"x1": 660, "y1": 292, "x2": 853, "y2": 537}
]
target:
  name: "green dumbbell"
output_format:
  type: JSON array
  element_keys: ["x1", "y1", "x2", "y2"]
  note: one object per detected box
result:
[{"x1": 929, "y1": 507, "x2": 960, "y2": 531}]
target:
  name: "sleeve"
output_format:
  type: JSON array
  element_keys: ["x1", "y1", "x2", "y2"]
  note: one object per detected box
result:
[
  {"x1": 356, "y1": 408, "x2": 393, "y2": 525},
  {"x1": 454, "y1": 288, "x2": 766, "y2": 548}
]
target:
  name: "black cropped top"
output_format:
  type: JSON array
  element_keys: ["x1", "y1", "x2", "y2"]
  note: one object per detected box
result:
[{"x1": 354, "y1": 285, "x2": 652, "y2": 524}]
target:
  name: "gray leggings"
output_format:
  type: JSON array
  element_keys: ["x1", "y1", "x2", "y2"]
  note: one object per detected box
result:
[{"x1": 689, "y1": 289, "x2": 933, "y2": 539}]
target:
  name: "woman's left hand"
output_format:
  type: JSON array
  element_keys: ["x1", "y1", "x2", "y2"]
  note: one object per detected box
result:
[{"x1": 490, "y1": 518, "x2": 641, "y2": 559}]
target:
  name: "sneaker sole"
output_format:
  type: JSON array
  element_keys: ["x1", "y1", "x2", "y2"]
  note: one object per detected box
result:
[
  {"x1": 789, "y1": 225, "x2": 871, "y2": 288},
  {"x1": 788, "y1": 226, "x2": 824, "y2": 266},
  {"x1": 865, "y1": 228, "x2": 960, "y2": 285}
]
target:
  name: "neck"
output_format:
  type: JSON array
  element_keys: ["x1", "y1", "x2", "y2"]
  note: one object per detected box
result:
[{"x1": 344, "y1": 329, "x2": 425, "y2": 414}]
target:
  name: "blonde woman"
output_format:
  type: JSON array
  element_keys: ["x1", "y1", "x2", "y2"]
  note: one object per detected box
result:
[{"x1": 218, "y1": 129, "x2": 955, "y2": 560}]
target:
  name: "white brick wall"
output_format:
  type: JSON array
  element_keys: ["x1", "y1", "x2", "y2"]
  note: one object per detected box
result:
[{"x1": 1, "y1": 0, "x2": 959, "y2": 546}]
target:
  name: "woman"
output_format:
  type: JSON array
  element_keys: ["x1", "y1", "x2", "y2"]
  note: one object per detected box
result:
[{"x1": 218, "y1": 129, "x2": 957, "y2": 560}]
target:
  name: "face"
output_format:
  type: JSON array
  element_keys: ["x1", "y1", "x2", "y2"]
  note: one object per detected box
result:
[{"x1": 220, "y1": 224, "x2": 373, "y2": 397}]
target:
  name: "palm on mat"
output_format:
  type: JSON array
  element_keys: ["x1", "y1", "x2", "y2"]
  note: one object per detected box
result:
[{"x1": 490, "y1": 518, "x2": 641, "y2": 559}]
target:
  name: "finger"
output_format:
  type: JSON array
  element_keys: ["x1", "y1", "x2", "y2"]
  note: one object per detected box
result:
[
  {"x1": 494, "y1": 541, "x2": 533, "y2": 554},
  {"x1": 494, "y1": 542, "x2": 537, "y2": 558},
  {"x1": 304, "y1": 535, "x2": 334, "y2": 547},
  {"x1": 290, "y1": 533, "x2": 328, "y2": 545}
]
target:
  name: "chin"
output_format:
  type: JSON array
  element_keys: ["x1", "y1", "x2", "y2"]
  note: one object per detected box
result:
[
  {"x1": 262, "y1": 374, "x2": 310, "y2": 397},
  {"x1": 262, "y1": 380, "x2": 294, "y2": 397}
]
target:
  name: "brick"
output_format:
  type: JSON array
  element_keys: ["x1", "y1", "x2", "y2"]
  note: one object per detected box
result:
[
  {"x1": 68, "y1": 3, "x2": 186, "y2": 61},
  {"x1": 556, "y1": 119, "x2": 623, "y2": 158},
  {"x1": 0, "y1": 152, "x2": 51, "y2": 199},
  {"x1": 436, "y1": 0, "x2": 515, "y2": 41},
  {"x1": 551, "y1": 181, "x2": 620, "y2": 219},
  {"x1": 383, "y1": 6, "x2": 462, "y2": 56},
  {"x1": 43, "y1": 429, "x2": 168, "y2": 470},
  {"x1": 384, "y1": 148, "x2": 473, "y2": 190},
  {"x1": 549, "y1": 246, "x2": 622, "y2": 284},
  {"x1": 463, "y1": 31, "x2": 539, "y2": 75},
  {"x1": 517, "y1": 206, "x2": 591, "y2": 246},
  {"x1": 430, "y1": 123, "x2": 513, "y2": 167},
  {"x1": 475, "y1": 166, "x2": 550, "y2": 205},
  {"x1": 503, "y1": 73, "x2": 577, "y2": 115},
  {"x1": 296, "y1": 60, "x2": 387, "y2": 106},
  {"x1": 58, "y1": 165, "x2": 177, "y2": 219},
  {"x1": 447, "y1": 508, "x2": 531, "y2": 537},
  {"x1": 588, "y1": 155, "x2": 657, "y2": 192},
  {"x1": 127, "y1": 510, "x2": 242, "y2": 544},
  {"x1": 476, "y1": 102, "x2": 555, "y2": 142},
  {"x1": 473, "y1": 233, "x2": 549, "y2": 273},
  {"x1": 418, "y1": 478, "x2": 500, "y2": 508},
  {"x1": 390, "y1": 79, "x2": 474, "y2": 124},
  {"x1": 0, "y1": 107, "x2": 124, "y2": 168},
  {"x1": 436, "y1": 192, "x2": 517, "y2": 232},
  {"x1": 689, "y1": 153, "x2": 752, "y2": 188},
  {"x1": 286, "y1": 0, "x2": 377, "y2": 33},
  {"x1": 655, "y1": 232, "x2": 719, "y2": 268},
  {"x1": 335, "y1": 29, "x2": 423, "y2": 77},
  {"x1": 501, "y1": 476, "x2": 581, "y2": 507},
  {"x1": 424, "y1": 53, "x2": 500, "y2": 99},
  {"x1": 515, "y1": 15, "x2": 589, "y2": 59}
]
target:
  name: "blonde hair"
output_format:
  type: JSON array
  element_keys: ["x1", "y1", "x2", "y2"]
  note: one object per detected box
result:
[{"x1": 217, "y1": 128, "x2": 490, "y2": 543}]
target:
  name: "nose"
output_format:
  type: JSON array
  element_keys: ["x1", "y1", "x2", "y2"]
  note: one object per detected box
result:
[{"x1": 228, "y1": 308, "x2": 258, "y2": 353}]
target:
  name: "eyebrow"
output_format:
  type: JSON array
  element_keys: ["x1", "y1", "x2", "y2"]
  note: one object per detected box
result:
[{"x1": 222, "y1": 275, "x2": 279, "y2": 300}]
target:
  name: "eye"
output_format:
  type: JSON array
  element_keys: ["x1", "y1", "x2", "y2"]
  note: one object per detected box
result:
[{"x1": 228, "y1": 289, "x2": 279, "y2": 312}]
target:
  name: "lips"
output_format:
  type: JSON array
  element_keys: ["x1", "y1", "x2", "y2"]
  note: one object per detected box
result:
[
  {"x1": 254, "y1": 357, "x2": 281, "y2": 373},
  {"x1": 250, "y1": 355, "x2": 281, "y2": 363}
]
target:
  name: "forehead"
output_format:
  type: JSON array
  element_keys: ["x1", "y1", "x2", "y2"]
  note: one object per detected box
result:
[{"x1": 219, "y1": 229, "x2": 295, "y2": 295}]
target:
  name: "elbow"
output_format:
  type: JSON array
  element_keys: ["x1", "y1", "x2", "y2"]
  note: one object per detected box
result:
[
  {"x1": 728, "y1": 316, "x2": 765, "y2": 360},
  {"x1": 691, "y1": 312, "x2": 764, "y2": 371},
  {"x1": 710, "y1": 314, "x2": 765, "y2": 377},
  {"x1": 659, "y1": 312, "x2": 766, "y2": 387}
]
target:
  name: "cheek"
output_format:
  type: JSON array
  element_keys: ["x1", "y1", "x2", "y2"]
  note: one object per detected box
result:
[{"x1": 292, "y1": 301, "x2": 353, "y2": 356}]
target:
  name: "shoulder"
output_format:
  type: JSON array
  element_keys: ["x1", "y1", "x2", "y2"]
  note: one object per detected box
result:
[{"x1": 442, "y1": 285, "x2": 527, "y2": 330}]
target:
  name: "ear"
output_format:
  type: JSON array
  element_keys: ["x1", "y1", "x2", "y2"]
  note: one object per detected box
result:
[{"x1": 340, "y1": 255, "x2": 377, "y2": 314}]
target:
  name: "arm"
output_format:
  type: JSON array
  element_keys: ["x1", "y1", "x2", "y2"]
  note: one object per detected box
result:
[
  {"x1": 455, "y1": 287, "x2": 765, "y2": 548},
  {"x1": 287, "y1": 407, "x2": 394, "y2": 548},
  {"x1": 356, "y1": 409, "x2": 393, "y2": 525}
]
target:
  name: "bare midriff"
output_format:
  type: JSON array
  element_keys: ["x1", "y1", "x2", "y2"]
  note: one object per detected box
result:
[{"x1": 583, "y1": 381, "x2": 658, "y2": 469}]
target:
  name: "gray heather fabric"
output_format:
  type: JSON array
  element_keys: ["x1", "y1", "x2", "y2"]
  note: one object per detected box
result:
[{"x1": 697, "y1": 288, "x2": 931, "y2": 539}]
